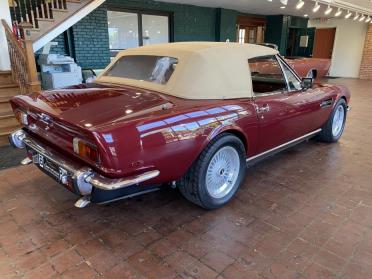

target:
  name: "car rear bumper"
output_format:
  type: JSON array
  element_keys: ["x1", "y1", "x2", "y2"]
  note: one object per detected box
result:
[{"x1": 9, "y1": 129, "x2": 160, "y2": 196}]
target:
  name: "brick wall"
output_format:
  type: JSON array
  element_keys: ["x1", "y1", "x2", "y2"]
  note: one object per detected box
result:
[
  {"x1": 359, "y1": 24, "x2": 372, "y2": 79},
  {"x1": 72, "y1": 6, "x2": 111, "y2": 69}
]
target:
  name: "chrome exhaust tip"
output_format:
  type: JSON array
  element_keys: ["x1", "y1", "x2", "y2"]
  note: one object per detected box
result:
[
  {"x1": 21, "y1": 157, "x2": 32, "y2": 165},
  {"x1": 74, "y1": 196, "x2": 91, "y2": 208}
]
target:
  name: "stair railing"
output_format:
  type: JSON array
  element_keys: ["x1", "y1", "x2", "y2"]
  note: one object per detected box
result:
[
  {"x1": 9, "y1": 0, "x2": 67, "y2": 39},
  {"x1": 2, "y1": 19, "x2": 41, "y2": 94}
]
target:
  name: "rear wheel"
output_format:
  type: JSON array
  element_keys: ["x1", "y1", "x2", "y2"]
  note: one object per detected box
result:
[
  {"x1": 318, "y1": 99, "x2": 347, "y2": 143},
  {"x1": 178, "y1": 134, "x2": 246, "y2": 209}
]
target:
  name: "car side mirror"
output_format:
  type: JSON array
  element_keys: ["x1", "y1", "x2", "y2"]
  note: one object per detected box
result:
[{"x1": 301, "y1": 77, "x2": 313, "y2": 90}]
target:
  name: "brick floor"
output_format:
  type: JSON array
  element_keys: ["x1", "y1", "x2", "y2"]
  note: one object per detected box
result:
[{"x1": 0, "y1": 78, "x2": 372, "y2": 278}]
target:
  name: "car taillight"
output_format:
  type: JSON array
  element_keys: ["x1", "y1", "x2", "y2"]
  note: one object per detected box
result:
[
  {"x1": 73, "y1": 138, "x2": 100, "y2": 163},
  {"x1": 15, "y1": 110, "x2": 29, "y2": 126}
]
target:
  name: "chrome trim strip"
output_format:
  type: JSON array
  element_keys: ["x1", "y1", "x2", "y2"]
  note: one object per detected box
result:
[
  {"x1": 246, "y1": 129, "x2": 322, "y2": 163},
  {"x1": 10, "y1": 130, "x2": 160, "y2": 192},
  {"x1": 86, "y1": 170, "x2": 160, "y2": 191}
]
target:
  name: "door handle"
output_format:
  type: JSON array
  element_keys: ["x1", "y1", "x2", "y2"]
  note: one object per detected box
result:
[
  {"x1": 257, "y1": 104, "x2": 270, "y2": 113},
  {"x1": 320, "y1": 99, "x2": 333, "y2": 108}
]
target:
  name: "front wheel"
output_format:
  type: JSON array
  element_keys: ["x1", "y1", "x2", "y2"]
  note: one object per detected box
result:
[
  {"x1": 178, "y1": 134, "x2": 246, "y2": 209},
  {"x1": 318, "y1": 98, "x2": 347, "y2": 143}
]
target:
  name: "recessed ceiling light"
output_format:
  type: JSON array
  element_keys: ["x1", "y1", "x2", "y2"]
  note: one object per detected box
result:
[
  {"x1": 313, "y1": 1, "x2": 320, "y2": 13},
  {"x1": 296, "y1": 0, "x2": 305, "y2": 9},
  {"x1": 304, "y1": 14, "x2": 309, "y2": 17},
  {"x1": 335, "y1": 8, "x2": 342, "y2": 17},
  {"x1": 325, "y1": 5, "x2": 333, "y2": 15},
  {"x1": 280, "y1": 6, "x2": 286, "y2": 9}
]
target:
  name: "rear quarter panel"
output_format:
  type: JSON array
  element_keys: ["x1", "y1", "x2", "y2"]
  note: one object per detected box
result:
[{"x1": 95, "y1": 99, "x2": 259, "y2": 183}]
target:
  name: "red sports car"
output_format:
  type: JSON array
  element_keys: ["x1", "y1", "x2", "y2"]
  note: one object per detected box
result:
[
  {"x1": 9, "y1": 42, "x2": 350, "y2": 209},
  {"x1": 257, "y1": 43, "x2": 331, "y2": 79}
]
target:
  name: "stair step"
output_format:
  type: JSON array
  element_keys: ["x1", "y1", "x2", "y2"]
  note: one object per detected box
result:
[
  {"x1": 0, "y1": 83, "x2": 18, "y2": 89},
  {"x1": 0, "y1": 123, "x2": 19, "y2": 136},
  {"x1": 0, "y1": 99, "x2": 12, "y2": 114},
  {"x1": 0, "y1": 87, "x2": 21, "y2": 96},
  {"x1": 51, "y1": 8, "x2": 69, "y2": 12},
  {"x1": 0, "y1": 113, "x2": 18, "y2": 128},
  {"x1": 36, "y1": 17, "x2": 55, "y2": 22},
  {"x1": 66, "y1": 0, "x2": 81, "y2": 2},
  {"x1": 0, "y1": 71, "x2": 13, "y2": 85}
]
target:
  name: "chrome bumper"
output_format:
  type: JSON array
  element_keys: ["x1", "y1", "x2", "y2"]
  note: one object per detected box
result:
[{"x1": 9, "y1": 129, "x2": 160, "y2": 195}]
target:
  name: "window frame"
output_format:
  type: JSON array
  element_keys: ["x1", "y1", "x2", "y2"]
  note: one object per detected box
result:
[
  {"x1": 250, "y1": 54, "x2": 303, "y2": 98},
  {"x1": 276, "y1": 55, "x2": 303, "y2": 93},
  {"x1": 106, "y1": 7, "x2": 173, "y2": 57},
  {"x1": 249, "y1": 55, "x2": 288, "y2": 98},
  {"x1": 103, "y1": 55, "x2": 179, "y2": 85}
]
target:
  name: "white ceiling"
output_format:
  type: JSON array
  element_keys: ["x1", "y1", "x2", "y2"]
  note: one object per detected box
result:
[{"x1": 159, "y1": 0, "x2": 372, "y2": 18}]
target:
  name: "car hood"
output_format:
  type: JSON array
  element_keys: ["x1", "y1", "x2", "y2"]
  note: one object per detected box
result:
[{"x1": 13, "y1": 84, "x2": 174, "y2": 131}]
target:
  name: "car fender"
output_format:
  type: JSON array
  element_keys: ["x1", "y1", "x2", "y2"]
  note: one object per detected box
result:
[{"x1": 200, "y1": 124, "x2": 249, "y2": 157}]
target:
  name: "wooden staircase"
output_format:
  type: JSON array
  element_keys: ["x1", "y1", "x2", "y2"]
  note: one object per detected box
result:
[
  {"x1": 0, "y1": 71, "x2": 20, "y2": 146},
  {"x1": 9, "y1": 0, "x2": 105, "y2": 51},
  {"x1": 0, "y1": 0, "x2": 105, "y2": 145}
]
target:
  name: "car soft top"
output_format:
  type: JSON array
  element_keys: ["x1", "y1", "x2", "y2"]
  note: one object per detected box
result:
[{"x1": 96, "y1": 42, "x2": 278, "y2": 100}]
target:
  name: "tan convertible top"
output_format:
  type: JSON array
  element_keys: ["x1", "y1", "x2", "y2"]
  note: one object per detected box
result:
[{"x1": 96, "y1": 42, "x2": 278, "y2": 99}]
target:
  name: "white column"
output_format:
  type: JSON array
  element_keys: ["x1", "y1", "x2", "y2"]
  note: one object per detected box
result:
[{"x1": 0, "y1": 0, "x2": 12, "y2": 71}]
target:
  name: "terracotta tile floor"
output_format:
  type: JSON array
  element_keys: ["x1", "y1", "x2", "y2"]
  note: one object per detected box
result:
[{"x1": 1, "y1": 78, "x2": 372, "y2": 279}]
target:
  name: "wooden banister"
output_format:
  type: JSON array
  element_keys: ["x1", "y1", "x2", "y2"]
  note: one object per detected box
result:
[{"x1": 2, "y1": 19, "x2": 41, "y2": 94}]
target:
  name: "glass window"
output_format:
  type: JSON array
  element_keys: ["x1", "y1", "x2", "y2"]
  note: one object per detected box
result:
[
  {"x1": 107, "y1": 10, "x2": 170, "y2": 54},
  {"x1": 249, "y1": 55, "x2": 287, "y2": 95},
  {"x1": 104, "y1": 55, "x2": 178, "y2": 85},
  {"x1": 238, "y1": 29, "x2": 246, "y2": 44},
  {"x1": 142, "y1": 14, "x2": 169, "y2": 46},
  {"x1": 107, "y1": 11, "x2": 139, "y2": 50},
  {"x1": 280, "y1": 62, "x2": 302, "y2": 91}
]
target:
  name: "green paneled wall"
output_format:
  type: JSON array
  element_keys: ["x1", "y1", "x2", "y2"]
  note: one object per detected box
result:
[{"x1": 65, "y1": 0, "x2": 241, "y2": 68}]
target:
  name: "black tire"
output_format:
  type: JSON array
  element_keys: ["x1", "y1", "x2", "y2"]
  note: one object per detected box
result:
[
  {"x1": 178, "y1": 133, "x2": 246, "y2": 209},
  {"x1": 318, "y1": 98, "x2": 347, "y2": 143}
]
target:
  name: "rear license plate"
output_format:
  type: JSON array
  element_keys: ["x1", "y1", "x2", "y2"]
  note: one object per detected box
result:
[{"x1": 33, "y1": 153, "x2": 68, "y2": 183}]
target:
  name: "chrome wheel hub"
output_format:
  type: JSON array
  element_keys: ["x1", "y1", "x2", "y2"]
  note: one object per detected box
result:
[
  {"x1": 205, "y1": 146, "x2": 240, "y2": 199},
  {"x1": 332, "y1": 104, "x2": 345, "y2": 138}
]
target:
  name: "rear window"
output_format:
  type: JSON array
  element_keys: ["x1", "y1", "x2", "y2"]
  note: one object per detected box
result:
[{"x1": 104, "y1": 55, "x2": 178, "y2": 85}]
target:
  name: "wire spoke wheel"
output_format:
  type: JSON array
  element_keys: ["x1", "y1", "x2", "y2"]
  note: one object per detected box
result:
[
  {"x1": 332, "y1": 104, "x2": 345, "y2": 138},
  {"x1": 205, "y1": 146, "x2": 240, "y2": 199}
]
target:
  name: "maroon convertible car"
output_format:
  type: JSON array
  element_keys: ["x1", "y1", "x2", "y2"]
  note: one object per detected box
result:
[{"x1": 9, "y1": 42, "x2": 350, "y2": 209}]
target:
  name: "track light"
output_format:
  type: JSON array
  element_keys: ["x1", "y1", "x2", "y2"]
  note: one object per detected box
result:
[
  {"x1": 325, "y1": 5, "x2": 333, "y2": 15},
  {"x1": 296, "y1": 0, "x2": 305, "y2": 9},
  {"x1": 313, "y1": 1, "x2": 320, "y2": 13},
  {"x1": 366, "y1": 17, "x2": 371, "y2": 23},
  {"x1": 345, "y1": 10, "x2": 352, "y2": 19},
  {"x1": 335, "y1": 8, "x2": 342, "y2": 17},
  {"x1": 360, "y1": 15, "x2": 366, "y2": 22},
  {"x1": 353, "y1": 13, "x2": 359, "y2": 21}
]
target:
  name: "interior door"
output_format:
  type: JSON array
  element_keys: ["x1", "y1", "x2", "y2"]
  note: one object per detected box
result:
[{"x1": 312, "y1": 28, "x2": 336, "y2": 59}]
